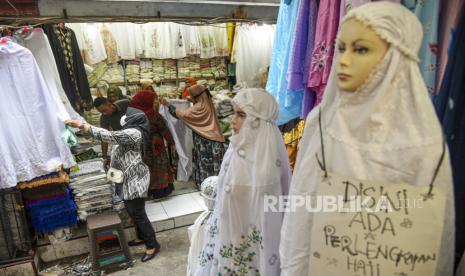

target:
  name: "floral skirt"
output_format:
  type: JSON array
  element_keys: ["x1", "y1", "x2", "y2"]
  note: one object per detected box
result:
[{"x1": 192, "y1": 133, "x2": 226, "y2": 187}]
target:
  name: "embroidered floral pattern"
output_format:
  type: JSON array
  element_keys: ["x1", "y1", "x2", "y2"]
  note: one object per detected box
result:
[
  {"x1": 312, "y1": 43, "x2": 329, "y2": 72},
  {"x1": 218, "y1": 226, "x2": 264, "y2": 275}
]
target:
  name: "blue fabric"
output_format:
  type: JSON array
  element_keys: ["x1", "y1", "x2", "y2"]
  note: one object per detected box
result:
[
  {"x1": 403, "y1": 0, "x2": 440, "y2": 95},
  {"x1": 434, "y1": 4, "x2": 465, "y2": 267},
  {"x1": 26, "y1": 187, "x2": 78, "y2": 233},
  {"x1": 266, "y1": 0, "x2": 303, "y2": 126}
]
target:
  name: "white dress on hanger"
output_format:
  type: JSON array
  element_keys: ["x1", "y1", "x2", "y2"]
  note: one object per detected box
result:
[
  {"x1": 18, "y1": 28, "x2": 82, "y2": 121},
  {"x1": 234, "y1": 24, "x2": 276, "y2": 87},
  {"x1": 110, "y1": 23, "x2": 139, "y2": 60},
  {"x1": 183, "y1": 25, "x2": 201, "y2": 56},
  {"x1": 0, "y1": 41, "x2": 75, "y2": 188}
]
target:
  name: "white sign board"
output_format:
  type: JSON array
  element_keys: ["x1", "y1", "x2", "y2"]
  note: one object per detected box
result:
[{"x1": 309, "y1": 173, "x2": 446, "y2": 276}]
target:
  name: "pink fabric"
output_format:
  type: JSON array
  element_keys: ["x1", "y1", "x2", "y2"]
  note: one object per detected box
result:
[{"x1": 307, "y1": 0, "x2": 340, "y2": 105}]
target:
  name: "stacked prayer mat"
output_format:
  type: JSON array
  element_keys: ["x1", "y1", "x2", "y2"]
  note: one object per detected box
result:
[{"x1": 18, "y1": 170, "x2": 77, "y2": 234}]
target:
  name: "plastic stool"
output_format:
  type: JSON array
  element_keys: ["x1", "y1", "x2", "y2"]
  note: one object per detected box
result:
[{"x1": 86, "y1": 212, "x2": 131, "y2": 271}]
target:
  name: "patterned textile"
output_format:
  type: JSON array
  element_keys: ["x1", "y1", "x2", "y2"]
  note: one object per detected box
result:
[
  {"x1": 145, "y1": 113, "x2": 176, "y2": 198},
  {"x1": 43, "y1": 24, "x2": 92, "y2": 111},
  {"x1": 89, "y1": 126, "x2": 150, "y2": 200},
  {"x1": 307, "y1": 0, "x2": 340, "y2": 105},
  {"x1": 192, "y1": 132, "x2": 226, "y2": 187},
  {"x1": 17, "y1": 170, "x2": 69, "y2": 189},
  {"x1": 100, "y1": 23, "x2": 119, "y2": 64}
]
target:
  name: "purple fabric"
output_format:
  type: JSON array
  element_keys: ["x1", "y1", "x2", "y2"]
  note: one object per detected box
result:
[
  {"x1": 307, "y1": 0, "x2": 340, "y2": 105},
  {"x1": 301, "y1": 88, "x2": 316, "y2": 118},
  {"x1": 286, "y1": 0, "x2": 318, "y2": 91}
]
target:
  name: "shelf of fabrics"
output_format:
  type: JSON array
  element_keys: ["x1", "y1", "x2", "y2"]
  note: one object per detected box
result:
[
  {"x1": 16, "y1": 169, "x2": 78, "y2": 235},
  {"x1": 69, "y1": 158, "x2": 114, "y2": 221}
]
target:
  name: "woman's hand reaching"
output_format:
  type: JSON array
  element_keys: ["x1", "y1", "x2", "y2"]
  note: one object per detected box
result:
[
  {"x1": 65, "y1": 119, "x2": 90, "y2": 132},
  {"x1": 160, "y1": 98, "x2": 171, "y2": 107}
]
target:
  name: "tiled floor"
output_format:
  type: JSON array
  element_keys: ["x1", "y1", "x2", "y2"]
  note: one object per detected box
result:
[{"x1": 145, "y1": 191, "x2": 207, "y2": 230}]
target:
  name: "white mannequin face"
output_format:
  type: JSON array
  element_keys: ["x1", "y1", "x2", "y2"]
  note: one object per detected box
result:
[
  {"x1": 231, "y1": 103, "x2": 246, "y2": 134},
  {"x1": 336, "y1": 19, "x2": 389, "y2": 92}
]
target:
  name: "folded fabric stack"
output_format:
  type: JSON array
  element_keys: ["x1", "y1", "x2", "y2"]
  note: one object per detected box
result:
[
  {"x1": 84, "y1": 108, "x2": 102, "y2": 127},
  {"x1": 69, "y1": 159, "x2": 113, "y2": 220},
  {"x1": 164, "y1": 59, "x2": 177, "y2": 80},
  {"x1": 140, "y1": 60, "x2": 154, "y2": 80},
  {"x1": 157, "y1": 84, "x2": 179, "y2": 98},
  {"x1": 177, "y1": 58, "x2": 190, "y2": 79},
  {"x1": 200, "y1": 58, "x2": 213, "y2": 78},
  {"x1": 212, "y1": 94, "x2": 234, "y2": 139},
  {"x1": 189, "y1": 56, "x2": 201, "y2": 78},
  {"x1": 152, "y1": 59, "x2": 164, "y2": 82},
  {"x1": 87, "y1": 62, "x2": 108, "y2": 88},
  {"x1": 102, "y1": 64, "x2": 124, "y2": 84},
  {"x1": 211, "y1": 57, "x2": 227, "y2": 78},
  {"x1": 18, "y1": 170, "x2": 78, "y2": 233},
  {"x1": 126, "y1": 61, "x2": 140, "y2": 83}
]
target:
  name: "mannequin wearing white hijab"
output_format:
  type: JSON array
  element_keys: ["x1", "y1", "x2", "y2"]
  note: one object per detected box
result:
[
  {"x1": 195, "y1": 88, "x2": 291, "y2": 276},
  {"x1": 280, "y1": 2, "x2": 454, "y2": 276}
]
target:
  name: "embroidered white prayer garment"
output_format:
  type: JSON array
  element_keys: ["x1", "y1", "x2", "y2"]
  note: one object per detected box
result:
[
  {"x1": 0, "y1": 42, "x2": 75, "y2": 188},
  {"x1": 195, "y1": 88, "x2": 291, "y2": 276}
]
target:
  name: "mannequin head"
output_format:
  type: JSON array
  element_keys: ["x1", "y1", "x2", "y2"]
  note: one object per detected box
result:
[
  {"x1": 336, "y1": 19, "x2": 389, "y2": 92},
  {"x1": 231, "y1": 103, "x2": 246, "y2": 134}
]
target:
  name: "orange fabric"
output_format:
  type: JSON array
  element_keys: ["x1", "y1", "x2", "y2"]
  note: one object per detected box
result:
[{"x1": 181, "y1": 77, "x2": 197, "y2": 99}]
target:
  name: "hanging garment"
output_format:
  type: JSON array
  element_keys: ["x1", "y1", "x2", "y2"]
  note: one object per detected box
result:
[
  {"x1": 67, "y1": 23, "x2": 106, "y2": 65},
  {"x1": 109, "y1": 23, "x2": 143, "y2": 60},
  {"x1": 402, "y1": 0, "x2": 440, "y2": 95},
  {"x1": 43, "y1": 24, "x2": 93, "y2": 111},
  {"x1": 100, "y1": 23, "x2": 119, "y2": 64},
  {"x1": 234, "y1": 24, "x2": 276, "y2": 88},
  {"x1": 199, "y1": 26, "x2": 217, "y2": 59},
  {"x1": 286, "y1": 0, "x2": 318, "y2": 118},
  {"x1": 226, "y1": 23, "x2": 235, "y2": 54},
  {"x1": 0, "y1": 41, "x2": 75, "y2": 188},
  {"x1": 434, "y1": 3, "x2": 465, "y2": 269},
  {"x1": 159, "y1": 101, "x2": 194, "y2": 182},
  {"x1": 436, "y1": 0, "x2": 464, "y2": 93},
  {"x1": 195, "y1": 89, "x2": 291, "y2": 276},
  {"x1": 17, "y1": 28, "x2": 82, "y2": 121},
  {"x1": 267, "y1": 0, "x2": 303, "y2": 126},
  {"x1": 211, "y1": 23, "x2": 229, "y2": 57},
  {"x1": 307, "y1": 0, "x2": 340, "y2": 105},
  {"x1": 281, "y1": 3, "x2": 454, "y2": 276},
  {"x1": 182, "y1": 25, "x2": 201, "y2": 56},
  {"x1": 169, "y1": 22, "x2": 188, "y2": 59}
]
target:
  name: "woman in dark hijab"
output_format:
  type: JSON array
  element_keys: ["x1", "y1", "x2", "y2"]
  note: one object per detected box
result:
[{"x1": 66, "y1": 108, "x2": 160, "y2": 263}]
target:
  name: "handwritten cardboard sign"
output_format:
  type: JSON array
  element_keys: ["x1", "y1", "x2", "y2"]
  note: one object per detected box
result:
[{"x1": 309, "y1": 173, "x2": 445, "y2": 276}]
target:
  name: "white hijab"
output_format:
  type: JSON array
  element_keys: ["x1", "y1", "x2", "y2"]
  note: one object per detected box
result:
[
  {"x1": 229, "y1": 88, "x2": 291, "y2": 195},
  {"x1": 280, "y1": 2, "x2": 454, "y2": 276},
  {"x1": 196, "y1": 88, "x2": 291, "y2": 276}
]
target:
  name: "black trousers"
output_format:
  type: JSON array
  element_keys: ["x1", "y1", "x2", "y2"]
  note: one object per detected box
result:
[{"x1": 124, "y1": 198, "x2": 160, "y2": 250}]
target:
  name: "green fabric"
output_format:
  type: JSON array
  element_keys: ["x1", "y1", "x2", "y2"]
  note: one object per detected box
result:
[{"x1": 62, "y1": 125, "x2": 78, "y2": 147}]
